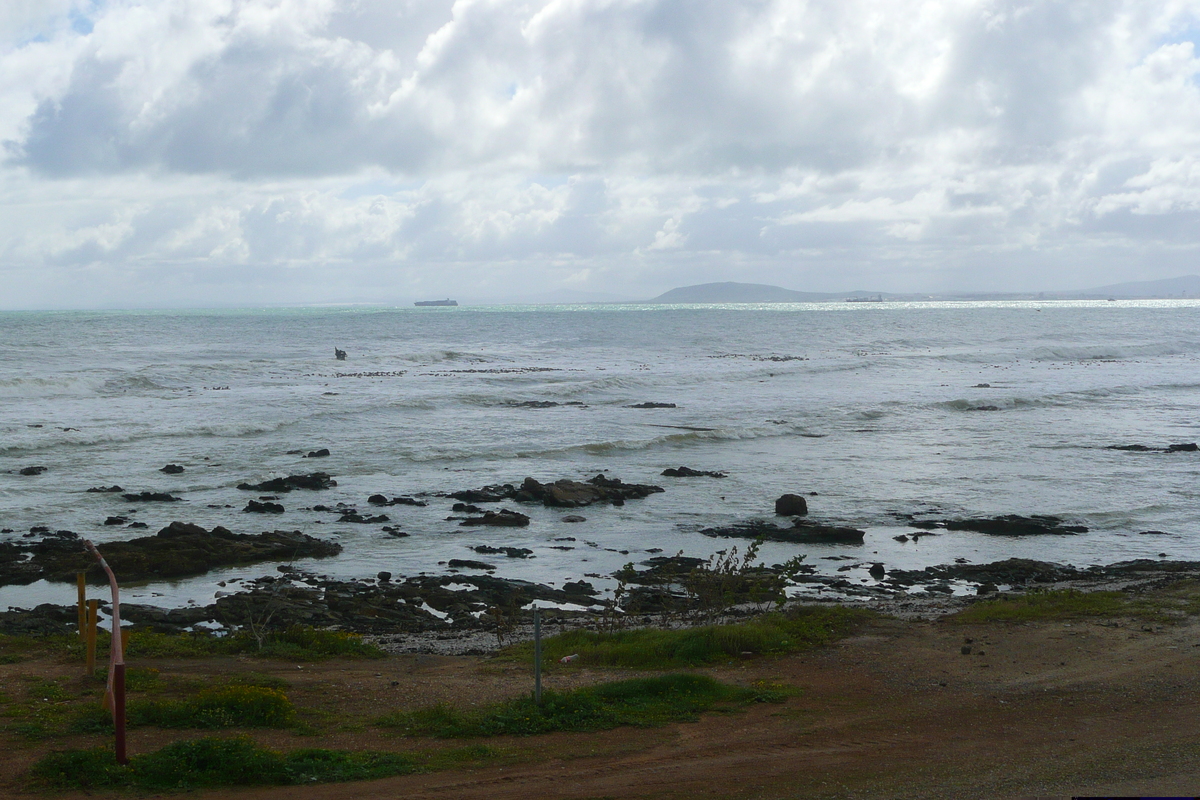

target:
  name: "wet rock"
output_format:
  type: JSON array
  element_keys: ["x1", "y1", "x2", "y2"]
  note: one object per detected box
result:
[
  {"x1": 627, "y1": 402, "x2": 676, "y2": 408},
  {"x1": 19, "y1": 466, "x2": 48, "y2": 476},
  {"x1": 459, "y1": 509, "x2": 530, "y2": 527},
  {"x1": 244, "y1": 500, "x2": 285, "y2": 514},
  {"x1": 702, "y1": 518, "x2": 865, "y2": 544},
  {"x1": 103, "y1": 516, "x2": 128, "y2": 526},
  {"x1": 339, "y1": 512, "x2": 390, "y2": 524},
  {"x1": 381, "y1": 526, "x2": 409, "y2": 537},
  {"x1": 448, "y1": 559, "x2": 496, "y2": 571},
  {"x1": 562, "y1": 580, "x2": 597, "y2": 596},
  {"x1": 662, "y1": 466, "x2": 727, "y2": 478},
  {"x1": 452, "y1": 502, "x2": 484, "y2": 513},
  {"x1": 932, "y1": 515, "x2": 1088, "y2": 536},
  {"x1": 967, "y1": 405, "x2": 1000, "y2": 412},
  {"x1": 369, "y1": 494, "x2": 426, "y2": 507},
  {"x1": 0, "y1": 521, "x2": 342, "y2": 586},
  {"x1": 561, "y1": 515, "x2": 587, "y2": 523},
  {"x1": 448, "y1": 484, "x2": 518, "y2": 504},
  {"x1": 126, "y1": 522, "x2": 148, "y2": 529},
  {"x1": 775, "y1": 494, "x2": 809, "y2": 516},
  {"x1": 1108, "y1": 442, "x2": 1199, "y2": 453},
  {"x1": 305, "y1": 448, "x2": 331, "y2": 458},
  {"x1": 472, "y1": 545, "x2": 534, "y2": 558},
  {"x1": 237, "y1": 472, "x2": 336, "y2": 492},
  {"x1": 868, "y1": 563, "x2": 886, "y2": 578},
  {"x1": 122, "y1": 492, "x2": 182, "y2": 502},
  {"x1": 977, "y1": 582, "x2": 998, "y2": 595},
  {"x1": 377, "y1": 571, "x2": 392, "y2": 582},
  {"x1": 515, "y1": 474, "x2": 664, "y2": 508},
  {"x1": 160, "y1": 464, "x2": 185, "y2": 474},
  {"x1": 86, "y1": 486, "x2": 124, "y2": 493}
]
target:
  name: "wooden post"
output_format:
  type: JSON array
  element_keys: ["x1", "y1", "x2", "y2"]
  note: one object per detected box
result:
[
  {"x1": 76, "y1": 573, "x2": 86, "y2": 636},
  {"x1": 533, "y1": 607, "x2": 542, "y2": 706},
  {"x1": 85, "y1": 600, "x2": 98, "y2": 675}
]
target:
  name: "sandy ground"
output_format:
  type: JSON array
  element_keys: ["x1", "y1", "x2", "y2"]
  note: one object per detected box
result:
[{"x1": 5, "y1": 611, "x2": 1200, "y2": 799}]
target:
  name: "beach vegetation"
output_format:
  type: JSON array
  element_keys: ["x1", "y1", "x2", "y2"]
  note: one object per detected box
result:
[
  {"x1": 503, "y1": 606, "x2": 869, "y2": 669},
  {"x1": 72, "y1": 685, "x2": 295, "y2": 733},
  {"x1": 377, "y1": 674, "x2": 786, "y2": 738},
  {"x1": 27, "y1": 735, "x2": 501, "y2": 791},
  {"x1": 951, "y1": 588, "x2": 1163, "y2": 623}
]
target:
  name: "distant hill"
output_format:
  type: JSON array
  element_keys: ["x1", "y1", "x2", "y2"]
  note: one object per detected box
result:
[
  {"x1": 1084, "y1": 275, "x2": 1200, "y2": 297},
  {"x1": 649, "y1": 282, "x2": 839, "y2": 303}
]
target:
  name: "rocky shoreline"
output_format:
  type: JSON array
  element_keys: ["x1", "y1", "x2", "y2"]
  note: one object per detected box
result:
[{"x1": 4, "y1": 465, "x2": 1199, "y2": 650}]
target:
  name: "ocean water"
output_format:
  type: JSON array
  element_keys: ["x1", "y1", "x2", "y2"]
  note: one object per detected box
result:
[{"x1": 2, "y1": 300, "x2": 1199, "y2": 610}]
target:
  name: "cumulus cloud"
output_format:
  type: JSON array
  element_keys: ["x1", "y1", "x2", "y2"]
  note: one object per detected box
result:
[{"x1": 3, "y1": 0, "x2": 1200, "y2": 307}]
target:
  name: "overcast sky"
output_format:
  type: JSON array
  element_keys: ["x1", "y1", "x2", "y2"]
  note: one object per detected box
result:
[{"x1": 3, "y1": 0, "x2": 1200, "y2": 308}]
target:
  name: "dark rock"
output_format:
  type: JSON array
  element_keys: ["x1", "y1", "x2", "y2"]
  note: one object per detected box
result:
[
  {"x1": 448, "y1": 484, "x2": 517, "y2": 503},
  {"x1": 86, "y1": 486, "x2": 124, "y2": 493},
  {"x1": 381, "y1": 526, "x2": 409, "y2": 537},
  {"x1": 244, "y1": 500, "x2": 285, "y2": 514},
  {"x1": 448, "y1": 559, "x2": 495, "y2": 570},
  {"x1": 335, "y1": 348, "x2": 347, "y2": 360},
  {"x1": 160, "y1": 464, "x2": 185, "y2": 474},
  {"x1": 661, "y1": 466, "x2": 727, "y2": 478},
  {"x1": 967, "y1": 405, "x2": 1001, "y2": 412},
  {"x1": 775, "y1": 494, "x2": 809, "y2": 516},
  {"x1": 562, "y1": 580, "x2": 597, "y2": 596},
  {"x1": 937, "y1": 515, "x2": 1087, "y2": 536},
  {"x1": 515, "y1": 474, "x2": 664, "y2": 508},
  {"x1": 1138, "y1": 530, "x2": 1170, "y2": 535},
  {"x1": 977, "y1": 582, "x2": 998, "y2": 595},
  {"x1": 237, "y1": 473, "x2": 336, "y2": 492},
  {"x1": 389, "y1": 497, "x2": 427, "y2": 507},
  {"x1": 459, "y1": 509, "x2": 530, "y2": 527},
  {"x1": 377, "y1": 571, "x2": 392, "y2": 582},
  {"x1": 868, "y1": 563, "x2": 886, "y2": 578},
  {"x1": 452, "y1": 502, "x2": 484, "y2": 513},
  {"x1": 1108, "y1": 444, "x2": 1155, "y2": 451},
  {"x1": 339, "y1": 512, "x2": 390, "y2": 524},
  {"x1": 472, "y1": 546, "x2": 534, "y2": 558},
  {"x1": 103, "y1": 516, "x2": 128, "y2": 526},
  {"x1": 305, "y1": 448, "x2": 331, "y2": 458},
  {"x1": 561, "y1": 515, "x2": 587, "y2": 523},
  {"x1": 1168, "y1": 442, "x2": 1199, "y2": 452},
  {"x1": 627, "y1": 402, "x2": 676, "y2": 408},
  {"x1": 0, "y1": 522, "x2": 341, "y2": 586},
  {"x1": 368, "y1": 494, "x2": 389, "y2": 505},
  {"x1": 19, "y1": 466, "x2": 48, "y2": 476},
  {"x1": 893, "y1": 534, "x2": 910, "y2": 542},
  {"x1": 122, "y1": 492, "x2": 182, "y2": 502},
  {"x1": 701, "y1": 518, "x2": 865, "y2": 544},
  {"x1": 126, "y1": 522, "x2": 148, "y2": 529}
]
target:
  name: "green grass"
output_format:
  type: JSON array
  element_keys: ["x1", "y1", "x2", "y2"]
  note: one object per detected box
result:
[
  {"x1": 377, "y1": 674, "x2": 787, "y2": 738},
  {"x1": 28, "y1": 735, "x2": 502, "y2": 791},
  {"x1": 502, "y1": 607, "x2": 869, "y2": 669},
  {"x1": 120, "y1": 626, "x2": 386, "y2": 660},
  {"x1": 72, "y1": 685, "x2": 294, "y2": 732},
  {"x1": 952, "y1": 589, "x2": 1142, "y2": 623}
]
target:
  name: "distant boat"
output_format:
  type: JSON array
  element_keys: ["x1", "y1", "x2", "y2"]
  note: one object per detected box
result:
[
  {"x1": 414, "y1": 299, "x2": 458, "y2": 307},
  {"x1": 845, "y1": 294, "x2": 884, "y2": 303}
]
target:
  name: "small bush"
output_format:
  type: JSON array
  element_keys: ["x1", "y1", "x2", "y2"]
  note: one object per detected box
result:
[
  {"x1": 124, "y1": 627, "x2": 385, "y2": 660},
  {"x1": 503, "y1": 607, "x2": 868, "y2": 669},
  {"x1": 28, "y1": 737, "x2": 482, "y2": 791},
  {"x1": 74, "y1": 685, "x2": 294, "y2": 732},
  {"x1": 378, "y1": 674, "x2": 784, "y2": 737},
  {"x1": 951, "y1": 589, "x2": 1133, "y2": 623}
]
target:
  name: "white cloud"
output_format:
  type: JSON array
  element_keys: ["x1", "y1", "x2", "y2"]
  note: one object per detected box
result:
[{"x1": 3, "y1": 0, "x2": 1200, "y2": 307}]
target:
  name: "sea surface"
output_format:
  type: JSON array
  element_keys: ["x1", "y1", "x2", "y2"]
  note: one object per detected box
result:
[{"x1": 2, "y1": 300, "x2": 1199, "y2": 612}]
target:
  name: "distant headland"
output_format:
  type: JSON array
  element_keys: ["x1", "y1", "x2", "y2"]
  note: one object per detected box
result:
[{"x1": 645, "y1": 276, "x2": 1200, "y2": 303}]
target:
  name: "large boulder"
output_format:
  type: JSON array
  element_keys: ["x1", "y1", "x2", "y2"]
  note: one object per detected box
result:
[{"x1": 775, "y1": 494, "x2": 809, "y2": 516}]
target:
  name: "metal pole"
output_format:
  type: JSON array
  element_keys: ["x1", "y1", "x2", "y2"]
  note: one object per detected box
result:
[
  {"x1": 83, "y1": 539, "x2": 126, "y2": 765},
  {"x1": 533, "y1": 607, "x2": 542, "y2": 706},
  {"x1": 85, "y1": 600, "x2": 98, "y2": 674}
]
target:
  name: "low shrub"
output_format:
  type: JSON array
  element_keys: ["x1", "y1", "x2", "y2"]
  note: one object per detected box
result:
[
  {"x1": 124, "y1": 626, "x2": 385, "y2": 660},
  {"x1": 73, "y1": 685, "x2": 294, "y2": 732},
  {"x1": 503, "y1": 606, "x2": 869, "y2": 669},
  {"x1": 28, "y1": 736, "x2": 435, "y2": 791},
  {"x1": 951, "y1": 589, "x2": 1134, "y2": 623},
  {"x1": 378, "y1": 673, "x2": 785, "y2": 737}
]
